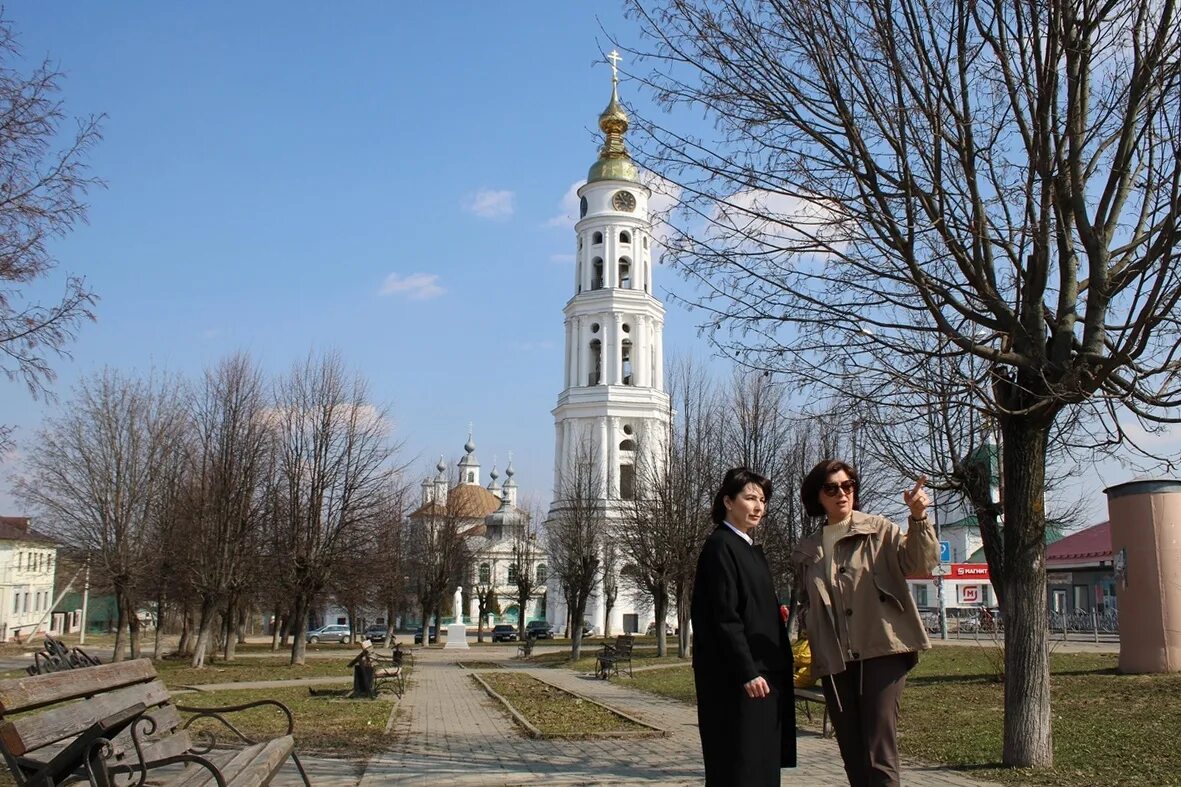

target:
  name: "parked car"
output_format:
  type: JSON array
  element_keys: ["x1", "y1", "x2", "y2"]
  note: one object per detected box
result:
[
  {"x1": 491, "y1": 624, "x2": 518, "y2": 642},
  {"x1": 364, "y1": 624, "x2": 390, "y2": 642},
  {"x1": 525, "y1": 620, "x2": 553, "y2": 639},
  {"x1": 413, "y1": 626, "x2": 438, "y2": 644},
  {"x1": 578, "y1": 621, "x2": 596, "y2": 638},
  {"x1": 307, "y1": 624, "x2": 352, "y2": 644},
  {"x1": 645, "y1": 621, "x2": 675, "y2": 636}
]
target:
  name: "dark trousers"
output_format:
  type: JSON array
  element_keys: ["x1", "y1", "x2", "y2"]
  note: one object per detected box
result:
[{"x1": 822, "y1": 653, "x2": 913, "y2": 787}]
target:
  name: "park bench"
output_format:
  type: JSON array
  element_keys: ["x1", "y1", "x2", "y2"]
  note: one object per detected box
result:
[
  {"x1": 516, "y1": 633, "x2": 536, "y2": 659},
  {"x1": 349, "y1": 641, "x2": 409, "y2": 699},
  {"x1": 793, "y1": 686, "x2": 831, "y2": 737},
  {"x1": 25, "y1": 636, "x2": 102, "y2": 676},
  {"x1": 595, "y1": 635, "x2": 634, "y2": 680},
  {"x1": 0, "y1": 658, "x2": 310, "y2": 786}
]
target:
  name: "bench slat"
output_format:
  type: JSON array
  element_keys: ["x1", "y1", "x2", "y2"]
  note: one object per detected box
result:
[
  {"x1": 0, "y1": 679, "x2": 172, "y2": 756},
  {"x1": 163, "y1": 736, "x2": 294, "y2": 787},
  {"x1": 0, "y1": 659, "x2": 159, "y2": 714}
]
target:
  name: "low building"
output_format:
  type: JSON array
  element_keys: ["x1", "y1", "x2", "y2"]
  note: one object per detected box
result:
[
  {"x1": 0, "y1": 517, "x2": 60, "y2": 641},
  {"x1": 1045, "y1": 520, "x2": 1115, "y2": 614}
]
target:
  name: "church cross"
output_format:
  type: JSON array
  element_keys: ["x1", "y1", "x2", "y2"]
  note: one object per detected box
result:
[{"x1": 607, "y1": 50, "x2": 622, "y2": 83}]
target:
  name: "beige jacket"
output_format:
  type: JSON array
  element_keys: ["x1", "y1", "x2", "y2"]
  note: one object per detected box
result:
[{"x1": 793, "y1": 510, "x2": 938, "y2": 678}]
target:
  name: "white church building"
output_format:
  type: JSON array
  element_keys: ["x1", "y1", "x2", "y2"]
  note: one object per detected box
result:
[{"x1": 546, "y1": 58, "x2": 671, "y2": 637}]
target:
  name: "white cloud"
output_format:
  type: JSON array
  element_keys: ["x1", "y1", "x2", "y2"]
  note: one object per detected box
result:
[
  {"x1": 547, "y1": 181, "x2": 584, "y2": 228},
  {"x1": 463, "y1": 188, "x2": 515, "y2": 219},
  {"x1": 379, "y1": 272, "x2": 445, "y2": 300},
  {"x1": 549, "y1": 253, "x2": 575, "y2": 265}
]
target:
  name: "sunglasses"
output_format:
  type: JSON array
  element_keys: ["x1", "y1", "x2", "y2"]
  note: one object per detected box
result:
[{"x1": 822, "y1": 480, "x2": 858, "y2": 497}]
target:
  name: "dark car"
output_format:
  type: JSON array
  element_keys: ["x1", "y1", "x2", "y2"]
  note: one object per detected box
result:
[
  {"x1": 364, "y1": 624, "x2": 390, "y2": 642},
  {"x1": 525, "y1": 620, "x2": 553, "y2": 639},
  {"x1": 491, "y1": 624, "x2": 517, "y2": 642},
  {"x1": 413, "y1": 626, "x2": 437, "y2": 644}
]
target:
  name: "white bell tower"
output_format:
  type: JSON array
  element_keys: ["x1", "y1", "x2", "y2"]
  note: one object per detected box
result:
[{"x1": 548, "y1": 52, "x2": 670, "y2": 636}]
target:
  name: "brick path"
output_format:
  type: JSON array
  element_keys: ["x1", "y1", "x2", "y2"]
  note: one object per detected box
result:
[{"x1": 264, "y1": 645, "x2": 1000, "y2": 786}]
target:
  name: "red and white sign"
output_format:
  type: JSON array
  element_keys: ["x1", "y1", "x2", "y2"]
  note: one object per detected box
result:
[
  {"x1": 959, "y1": 585, "x2": 981, "y2": 604},
  {"x1": 922, "y1": 563, "x2": 991, "y2": 581}
]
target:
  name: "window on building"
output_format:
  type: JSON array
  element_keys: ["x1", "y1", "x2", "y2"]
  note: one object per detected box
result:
[
  {"x1": 589, "y1": 340, "x2": 602, "y2": 385},
  {"x1": 592, "y1": 258, "x2": 604, "y2": 289},
  {"x1": 619, "y1": 439, "x2": 636, "y2": 452},
  {"x1": 336, "y1": 617, "x2": 347, "y2": 625},
  {"x1": 468, "y1": 471, "x2": 475, "y2": 482},
  {"x1": 22, "y1": 594, "x2": 28, "y2": 613},
  {"x1": 479, "y1": 563, "x2": 491, "y2": 584},
  {"x1": 593, "y1": 231, "x2": 603, "y2": 245},
  {"x1": 913, "y1": 584, "x2": 929, "y2": 607},
  {"x1": 12, "y1": 593, "x2": 19, "y2": 614},
  {"x1": 618, "y1": 258, "x2": 631, "y2": 289},
  {"x1": 620, "y1": 464, "x2": 636, "y2": 500},
  {"x1": 620, "y1": 231, "x2": 631, "y2": 244},
  {"x1": 621, "y1": 339, "x2": 633, "y2": 385},
  {"x1": 536, "y1": 564, "x2": 547, "y2": 584},
  {"x1": 16, "y1": 552, "x2": 21, "y2": 570},
  {"x1": 507, "y1": 564, "x2": 518, "y2": 584}
]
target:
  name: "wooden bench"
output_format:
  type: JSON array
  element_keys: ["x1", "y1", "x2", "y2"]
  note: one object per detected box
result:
[
  {"x1": 595, "y1": 635, "x2": 634, "y2": 679},
  {"x1": 0, "y1": 658, "x2": 310, "y2": 786},
  {"x1": 794, "y1": 686, "x2": 831, "y2": 737},
  {"x1": 516, "y1": 634, "x2": 536, "y2": 659},
  {"x1": 350, "y1": 643, "x2": 409, "y2": 699}
]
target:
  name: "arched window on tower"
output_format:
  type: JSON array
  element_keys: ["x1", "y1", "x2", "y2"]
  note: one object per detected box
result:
[
  {"x1": 592, "y1": 258, "x2": 604, "y2": 290},
  {"x1": 618, "y1": 258, "x2": 631, "y2": 289},
  {"x1": 621, "y1": 339, "x2": 634, "y2": 385},
  {"x1": 589, "y1": 339, "x2": 603, "y2": 385},
  {"x1": 620, "y1": 231, "x2": 631, "y2": 245},
  {"x1": 593, "y1": 231, "x2": 603, "y2": 245}
]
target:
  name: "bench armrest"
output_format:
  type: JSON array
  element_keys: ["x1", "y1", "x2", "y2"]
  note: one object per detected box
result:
[
  {"x1": 176, "y1": 699, "x2": 296, "y2": 745},
  {"x1": 109, "y1": 752, "x2": 229, "y2": 787}
]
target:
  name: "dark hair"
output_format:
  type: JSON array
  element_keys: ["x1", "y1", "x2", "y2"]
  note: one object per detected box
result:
[
  {"x1": 711, "y1": 467, "x2": 773, "y2": 525},
  {"x1": 800, "y1": 459, "x2": 860, "y2": 517}
]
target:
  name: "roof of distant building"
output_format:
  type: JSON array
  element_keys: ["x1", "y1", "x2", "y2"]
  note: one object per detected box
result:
[
  {"x1": 940, "y1": 513, "x2": 1067, "y2": 543},
  {"x1": 408, "y1": 484, "x2": 502, "y2": 521},
  {"x1": 0, "y1": 517, "x2": 58, "y2": 545},
  {"x1": 1046, "y1": 521, "x2": 1111, "y2": 565}
]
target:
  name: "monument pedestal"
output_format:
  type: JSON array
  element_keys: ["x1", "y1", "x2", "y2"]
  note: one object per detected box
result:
[{"x1": 444, "y1": 623, "x2": 469, "y2": 649}]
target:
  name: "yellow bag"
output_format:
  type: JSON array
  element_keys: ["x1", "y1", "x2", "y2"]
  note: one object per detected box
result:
[{"x1": 792, "y1": 636, "x2": 817, "y2": 688}]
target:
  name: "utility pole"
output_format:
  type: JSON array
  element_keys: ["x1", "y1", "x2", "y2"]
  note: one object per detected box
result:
[
  {"x1": 79, "y1": 554, "x2": 91, "y2": 646},
  {"x1": 935, "y1": 493, "x2": 948, "y2": 640}
]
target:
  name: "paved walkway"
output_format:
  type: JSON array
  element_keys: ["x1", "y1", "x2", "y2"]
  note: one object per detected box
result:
[{"x1": 261, "y1": 646, "x2": 1003, "y2": 786}]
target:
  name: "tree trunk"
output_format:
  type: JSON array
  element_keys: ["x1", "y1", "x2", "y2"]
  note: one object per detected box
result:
[
  {"x1": 112, "y1": 589, "x2": 127, "y2": 663},
  {"x1": 1000, "y1": 415, "x2": 1053, "y2": 767},
  {"x1": 236, "y1": 604, "x2": 248, "y2": 644},
  {"x1": 223, "y1": 597, "x2": 237, "y2": 661},
  {"x1": 270, "y1": 603, "x2": 283, "y2": 651},
  {"x1": 289, "y1": 595, "x2": 309, "y2": 665},
  {"x1": 125, "y1": 595, "x2": 142, "y2": 660},
  {"x1": 153, "y1": 589, "x2": 165, "y2": 660},
  {"x1": 191, "y1": 598, "x2": 217, "y2": 668},
  {"x1": 654, "y1": 587, "x2": 668, "y2": 657},
  {"x1": 570, "y1": 598, "x2": 588, "y2": 661},
  {"x1": 177, "y1": 605, "x2": 194, "y2": 657}
]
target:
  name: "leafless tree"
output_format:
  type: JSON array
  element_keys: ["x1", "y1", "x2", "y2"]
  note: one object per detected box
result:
[
  {"x1": 0, "y1": 16, "x2": 103, "y2": 451},
  {"x1": 14, "y1": 369, "x2": 186, "y2": 660},
  {"x1": 405, "y1": 468, "x2": 473, "y2": 646},
  {"x1": 270, "y1": 352, "x2": 399, "y2": 665},
  {"x1": 369, "y1": 477, "x2": 411, "y2": 646},
  {"x1": 509, "y1": 520, "x2": 543, "y2": 638},
  {"x1": 178, "y1": 354, "x2": 273, "y2": 667},
  {"x1": 546, "y1": 434, "x2": 605, "y2": 660},
  {"x1": 623, "y1": 0, "x2": 1181, "y2": 766}
]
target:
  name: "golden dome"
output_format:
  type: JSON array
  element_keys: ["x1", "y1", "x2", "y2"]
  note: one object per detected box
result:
[{"x1": 588, "y1": 80, "x2": 638, "y2": 183}]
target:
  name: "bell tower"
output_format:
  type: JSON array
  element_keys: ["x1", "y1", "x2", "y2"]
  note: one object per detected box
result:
[{"x1": 548, "y1": 52, "x2": 670, "y2": 635}]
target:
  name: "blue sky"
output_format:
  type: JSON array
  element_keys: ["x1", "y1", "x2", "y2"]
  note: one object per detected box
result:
[
  {"x1": 0, "y1": 2, "x2": 697, "y2": 513},
  {"x1": 0, "y1": 2, "x2": 1170, "y2": 524}
]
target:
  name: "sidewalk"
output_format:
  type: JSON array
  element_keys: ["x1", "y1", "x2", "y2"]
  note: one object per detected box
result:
[{"x1": 262, "y1": 646, "x2": 1002, "y2": 786}]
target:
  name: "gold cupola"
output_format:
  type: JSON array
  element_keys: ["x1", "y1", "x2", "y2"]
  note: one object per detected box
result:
[{"x1": 587, "y1": 52, "x2": 639, "y2": 183}]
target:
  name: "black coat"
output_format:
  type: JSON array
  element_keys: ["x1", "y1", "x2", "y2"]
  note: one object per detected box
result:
[{"x1": 691, "y1": 525, "x2": 796, "y2": 785}]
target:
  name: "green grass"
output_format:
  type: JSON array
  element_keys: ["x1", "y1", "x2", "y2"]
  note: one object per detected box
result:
[
  {"x1": 474, "y1": 672, "x2": 654, "y2": 737},
  {"x1": 180, "y1": 685, "x2": 396, "y2": 756},
  {"x1": 155, "y1": 655, "x2": 353, "y2": 686},
  {"x1": 624, "y1": 646, "x2": 1181, "y2": 786},
  {"x1": 526, "y1": 645, "x2": 688, "y2": 673}
]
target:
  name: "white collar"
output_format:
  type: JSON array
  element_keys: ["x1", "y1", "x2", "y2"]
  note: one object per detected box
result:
[{"x1": 723, "y1": 521, "x2": 753, "y2": 545}]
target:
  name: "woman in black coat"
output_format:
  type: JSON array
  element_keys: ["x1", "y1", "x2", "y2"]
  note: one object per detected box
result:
[{"x1": 691, "y1": 467, "x2": 796, "y2": 785}]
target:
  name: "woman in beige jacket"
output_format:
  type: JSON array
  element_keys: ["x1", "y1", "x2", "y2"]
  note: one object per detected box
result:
[{"x1": 793, "y1": 459, "x2": 938, "y2": 787}]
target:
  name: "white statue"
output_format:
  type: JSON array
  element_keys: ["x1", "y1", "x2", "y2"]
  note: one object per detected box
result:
[{"x1": 454, "y1": 586, "x2": 464, "y2": 624}]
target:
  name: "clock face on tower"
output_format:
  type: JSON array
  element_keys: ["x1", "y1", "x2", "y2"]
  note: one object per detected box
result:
[
  {"x1": 612, "y1": 190, "x2": 636, "y2": 212},
  {"x1": 579, "y1": 196, "x2": 588, "y2": 218}
]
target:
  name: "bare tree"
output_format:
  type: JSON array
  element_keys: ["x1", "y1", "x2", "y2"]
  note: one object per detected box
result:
[
  {"x1": 179, "y1": 354, "x2": 273, "y2": 667},
  {"x1": 0, "y1": 16, "x2": 103, "y2": 451},
  {"x1": 545, "y1": 434, "x2": 605, "y2": 660},
  {"x1": 405, "y1": 469, "x2": 473, "y2": 646},
  {"x1": 509, "y1": 521, "x2": 543, "y2": 638},
  {"x1": 271, "y1": 352, "x2": 398, "y2": 665},
  {"x1": 623, "y1": 0, "x2": 1181, "y2": 766},
  {"x1": 14, "y1": 369, "x2": 186, "y2": 660}
]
